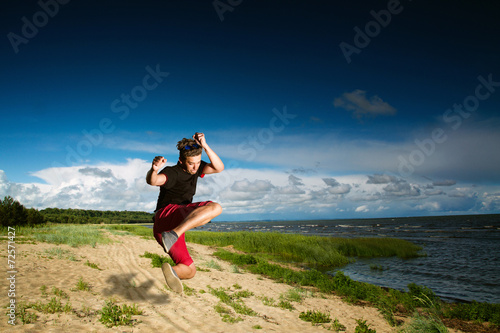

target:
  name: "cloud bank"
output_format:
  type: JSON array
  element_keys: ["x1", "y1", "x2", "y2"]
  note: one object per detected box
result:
[{"x1": 1, "y1": 160, "x2": 498, "y2": 220}]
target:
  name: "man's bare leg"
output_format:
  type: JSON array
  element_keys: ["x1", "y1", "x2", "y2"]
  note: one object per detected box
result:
[
  {"x1": 162, "y1": 202, "x2": 222, "y2": 253},
  {"x1": 172, "y1": 263, "x2": 196, "y2": 280},
  {"x1": 173, "y1": 202, "x2": 222, "y2": 237},
  {"x1": 161, "y1": 263, "x2": 183, "y2": 293}
]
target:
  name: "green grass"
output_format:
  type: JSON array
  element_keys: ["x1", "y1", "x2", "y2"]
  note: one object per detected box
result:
[
  {"x1": 281, "y1": 288, "x2": 310, "y2": 303},
  {"x1": 214, "y1": 302, "x2": 243, "y2": 323},
  {"x1": 43, "y1": 247, "x2": 77, "y2": 261},
  {"x1": 441, "y1": 300, "x2": 500, "y2": 326},
  {"x1": 98, "y1": 299, "x2": 142, "y2": 328},
  {"x1": 258, "y1": 296, "x2": 275, "y2": 306},
  {"x1": 186, "y1": 231, "x2": 423, "y2": 269},
  {"x1": 231, "y1": 264, "x2": 242, "y2": 273},
  {"x1": 16, "y1": 297, "x2": 73, "y2": 324},
  {"x1": 277, "y1": 300, "x2": 295, "y2": 311},
  {"x1": 13, "y1": 224, "x2": 113, "y2": 247},
  {"x1": 101, "y1": 224, "x2": 153, "y2": 238},
  {"x1": 39, "y1": 285, "x2": 48, "y2": 297},
  {"x1": 205, "y1": 259, "x2": 222, "y2": 271},
  {"x1": 331, "y1": 318, "x2": 347, "y2": 331},
  {"x1": 299, "y1": 310, "x2": 331, "y2": 324},
  {"x1": 140, "y1": 251, "x2": 174, "y2": 267},
  {"x1": 16, "y1": 302, "x2": 38, "y2": 324},
  {"x1": 399, "y1": 312, "x2": 448, "y2": 333},
  {"x1": 24, "y1": 297, "x2": 72, "y2": 314},
  {"x1": 183, "y1": 283, "x2": 196, "y2": 296},
  {"x1": 52, "y1": 287, "x2": 69, "y2": 299},
  {"x1": 208, "y1": 285, "x2": 258, "y2": 318},
  {"x1": 84, "y1": 260, "x2": 102, "y2": 270},
  {"x1": 258, "y1": 295, "x2": 295, "y2": 310},
  {"x1": 355, "y1": 319, "x2": 376, "y2": 333},
  {"x1": 73, "y1": 277, "x2": 91, "y2": 291},
  {"x1": 211, "y1": 248, "x2": 484, "y2": 329}
]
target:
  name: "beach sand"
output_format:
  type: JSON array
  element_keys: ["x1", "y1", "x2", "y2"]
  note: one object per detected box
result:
[{"x1": 0, "y1": 231, "x2": 461, "y2": 332}]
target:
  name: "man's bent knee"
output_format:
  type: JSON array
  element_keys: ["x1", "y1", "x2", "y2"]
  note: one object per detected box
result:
[
  {"x1": 184, "y1": 264, "x2": 196, "y2": 279},
  {"x1": 208, "y1": 202, "x2": 222, "y2": 217}
]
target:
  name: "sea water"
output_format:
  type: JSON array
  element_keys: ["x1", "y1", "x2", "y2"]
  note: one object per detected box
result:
[{"x1": 196, "y1": 214, "x2": 500, "y2": 304}]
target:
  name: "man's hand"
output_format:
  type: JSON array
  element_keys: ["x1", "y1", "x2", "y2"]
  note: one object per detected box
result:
[
  {"x1": 193, "y1": 132, "x2": 206, "y2": 148},
  {"x1": 147, "y1": 156, "x2": 167, "y2": 186},
  {"x1": 152, "y1": 156, "x2": 166, "y2": 171},
  {"x1": 193, "y1": 132, "x2": 225, "y2": 175}
]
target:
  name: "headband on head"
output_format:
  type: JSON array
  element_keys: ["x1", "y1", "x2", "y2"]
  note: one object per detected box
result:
[{"x1": 183, "y1": 144, "x2": 200, "y2": 150}]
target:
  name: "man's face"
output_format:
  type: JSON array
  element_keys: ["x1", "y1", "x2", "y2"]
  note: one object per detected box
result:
[{"x1": 181, "y1": 155, "x2": 202, "y2": 175}]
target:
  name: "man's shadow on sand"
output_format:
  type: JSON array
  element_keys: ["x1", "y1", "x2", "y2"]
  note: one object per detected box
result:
[{"x1": 101, "y1": 273, "x2": 171, "y2": 305}]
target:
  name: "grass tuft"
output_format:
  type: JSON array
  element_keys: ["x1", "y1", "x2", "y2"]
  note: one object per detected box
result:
[
  {"x1": 299, "y1": 310, "x2": 331, "y2": 324},
  {"x1": 52, "y1": 287, "x2": 69, "y2": 299},
  {"x1": 205, "y1": 259, "x2": 222, "y2": 271},
  {"x1": 140, "y1": 251, "x2": 174, "y2": 268},
  {"x1": 355, "y1": 319, "x2": 376, "y2": 333},
  {"x1": 84, "y1": 260, "x2": 102, "y2": 270},
  {"x1": 31, "y1": 297, "x2": 72, "y2": 314},
  {"x1": 208, "y1": 285, "x2": 258, "y2": 318},
  {"x1": 183, "y1": 284, "x2": 196, "y2": 296},
  {"x1": 330, "y1": 318, "x2": 347, "y2": 331},
  {"x1": 73, "y1": 277, "x2": 91, "y2": 291},
  {"x1": 98, "y1": 299, "x2": 142, "y2": 328}
]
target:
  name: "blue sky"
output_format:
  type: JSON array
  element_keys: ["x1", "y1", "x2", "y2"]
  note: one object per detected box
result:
[{"x1": 1, "y1": 0, "x2": 499, "y2": 220}]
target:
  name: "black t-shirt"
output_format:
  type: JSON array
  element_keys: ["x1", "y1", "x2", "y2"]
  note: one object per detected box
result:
[{"x1": 155, "y1": 160, "x2": 207, "y2": 211}]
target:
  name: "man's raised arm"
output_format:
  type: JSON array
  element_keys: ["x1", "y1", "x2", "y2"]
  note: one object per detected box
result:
[
  {"x1": 146, "y1": 156, "x2": 167, "y2": 186},
  {"x1": 193, "y1": 133, "x2": 224, "y2": 174}
]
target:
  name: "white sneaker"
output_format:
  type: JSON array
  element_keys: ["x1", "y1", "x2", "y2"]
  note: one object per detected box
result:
[{"x1": 161, "y1": 263, "x2": 183, "y2": 294}]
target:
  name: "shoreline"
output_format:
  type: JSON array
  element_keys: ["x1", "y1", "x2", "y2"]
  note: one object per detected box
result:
[{"x1": 0, "y1": 231, "x2": 417, "y2": 332}]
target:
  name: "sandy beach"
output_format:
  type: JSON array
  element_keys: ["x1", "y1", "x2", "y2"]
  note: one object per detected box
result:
[{"x1": 1, "y1": 231, "x2": 460, "y2": 333}]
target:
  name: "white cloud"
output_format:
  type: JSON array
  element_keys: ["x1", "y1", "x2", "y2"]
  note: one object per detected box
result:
[
  {"x1": 1, "y1": 156, "x2": 499, "y2": 220},
  {"x1": 355, "y1": 205, "x2": 369, "y2": 213},
  {"x1": 383, "y1": 181, "x2": 421, "y2": 197},
  {"x1": 231, "y1": 179, "x2": 275, "y2": 192},
  {"x1": 481, "y1": 192, "x2": 500, "y2": 211},
  {"x1": 415, "y1": 201, "x2": 441, "y2": 211}
]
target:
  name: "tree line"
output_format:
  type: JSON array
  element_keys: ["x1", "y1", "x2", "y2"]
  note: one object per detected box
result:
[
  {"x1": 0, "y1": 196, "x2": 153, "y2": 227},
  {"x1": 0, "y1": 196, "x2": 45, "y2": 227}
]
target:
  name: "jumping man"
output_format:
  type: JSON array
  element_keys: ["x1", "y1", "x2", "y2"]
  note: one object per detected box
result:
[{"x1": 146, "y1": 132, "x2": 224, "y2": 293}]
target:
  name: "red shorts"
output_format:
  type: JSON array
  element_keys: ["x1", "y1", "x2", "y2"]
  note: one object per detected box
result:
[{"x1": 153, "y1": 201, "x2": 211, "y2": 266}]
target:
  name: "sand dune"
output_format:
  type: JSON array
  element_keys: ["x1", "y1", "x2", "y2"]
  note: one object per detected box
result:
[{"x1": 0, "y1": 231, "x2": 452, "y2": 332}]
